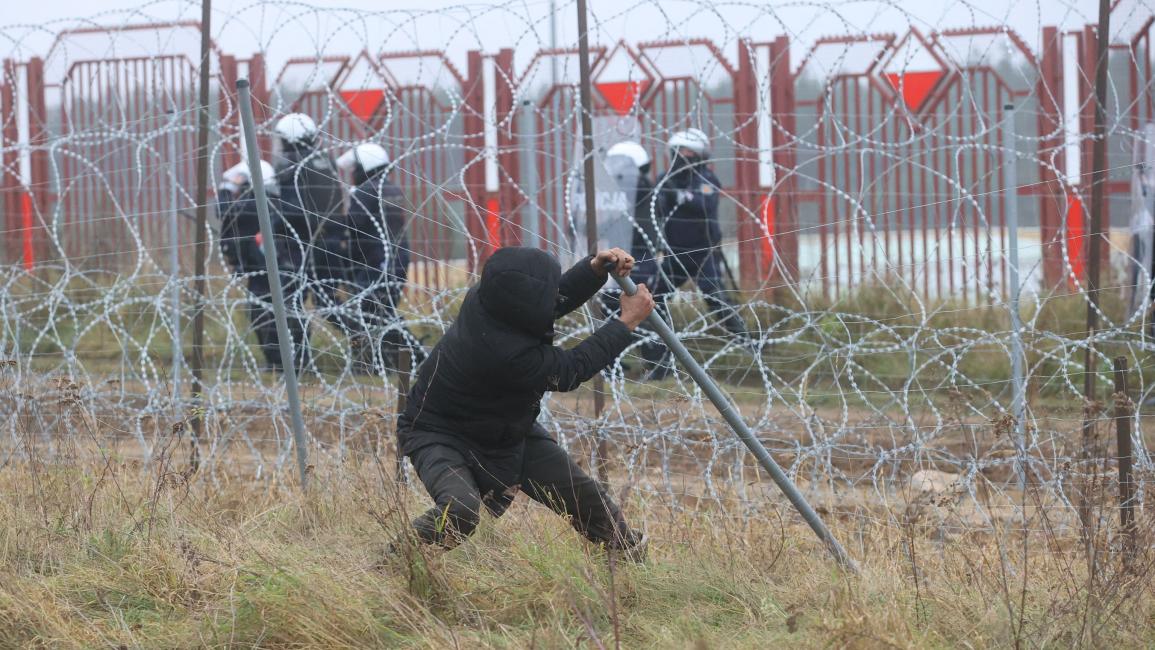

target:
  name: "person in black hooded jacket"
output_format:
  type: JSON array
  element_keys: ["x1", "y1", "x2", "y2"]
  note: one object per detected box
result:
[{"x1": 396, "y1": 246, "x2": 654, "y2": 557}]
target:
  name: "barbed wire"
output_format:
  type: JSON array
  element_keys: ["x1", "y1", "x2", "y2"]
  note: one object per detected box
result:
[{"x1": 0, "y1": 0, "x2": 1154, "y2": 538}]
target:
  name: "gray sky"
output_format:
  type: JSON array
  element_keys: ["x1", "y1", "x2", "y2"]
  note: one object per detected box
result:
[{"x1": 0, "y1": 0, "x2": 1129, "y2": 77}]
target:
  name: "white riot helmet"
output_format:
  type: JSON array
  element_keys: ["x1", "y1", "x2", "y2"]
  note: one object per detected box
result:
[
  {"x1": 606, "y1": 140, "x2": 650, "y2": 169},
  {"x1": 668, "y1": 128, "x2": 710, "y2": 158},
  {"x1": 337, "y1": 143, "x2": 391, "y2": 176},
  {"x1": 274, "y1": 113, "x2": 319, "y2": 147},
  {"x1": 220, "y1": 159, "x2": 279, "y2": 196}
]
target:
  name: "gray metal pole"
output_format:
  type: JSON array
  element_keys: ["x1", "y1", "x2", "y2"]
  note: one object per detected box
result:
[
  {"x1": 612, "y1": 272, "x2": 858, "y2": 571},
  {"x1": 1003, "y1": 104, "x2": 1026, "y2": 486},
  {"x1": 237, "y1": 78, "x2": 311, "y2": 490},
  {"x1": 520, "y1": 99, "x2": 540, "y2": 249},
  {"x1": 575, "y1": 0, "x2": 609, "y2": 487},
  {"x1": 167, "y1": 114, "x2": 183, "y2": 407},
  {"x1": 189, "y1": 0, "x2": 211, "y2": 468}
]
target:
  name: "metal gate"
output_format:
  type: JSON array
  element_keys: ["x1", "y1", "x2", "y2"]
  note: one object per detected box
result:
[{"x1": 39, "y1": 23, "x2": 220, "y2": 273}]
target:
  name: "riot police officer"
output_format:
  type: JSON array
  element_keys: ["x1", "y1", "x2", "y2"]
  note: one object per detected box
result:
[
  {"x1": 334, "y1": 143, "x2": 426, "y2": 374},
  {"x1": 647, "y1": 128, "x2": 750, "y2": 378},
  {"x1": 271, "y1": 112, "x2": 344, "y2": 370},
  {"x1": 217, "y1": 159, "x2": 291, "y2": 371}
]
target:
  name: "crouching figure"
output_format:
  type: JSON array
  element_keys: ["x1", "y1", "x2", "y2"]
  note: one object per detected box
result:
[{"x1": 396, "y1": 246, "x2": 653, "y2": 560}]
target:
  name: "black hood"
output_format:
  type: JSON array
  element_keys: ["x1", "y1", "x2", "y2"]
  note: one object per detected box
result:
[{"x1": 477, "y1": 247, "x2": 561, "y2": 338}]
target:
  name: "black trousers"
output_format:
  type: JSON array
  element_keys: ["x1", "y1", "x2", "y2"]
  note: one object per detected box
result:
[
  {"x1": 246, "y1": 270, "x2": 311, "y2": 372},
  {"x1": 407, "y1": 430, "x2": 638, "y2": 549},
  {"x1": 651, "y1": 248, "x2": 747, "y2": 335}
]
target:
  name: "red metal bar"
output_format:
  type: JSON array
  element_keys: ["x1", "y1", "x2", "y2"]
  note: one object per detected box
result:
[
  {"x1": 250, "y1": 53, "x2": 271, "y2": 158},
  {"x1": 462, "y1": 50, "x2": 490, "y2": 271},
  {"x1": 218, "y1": 54, "x2": 241, "y2": 170},
  {"x1": 26, "y1": 57, "x2": 47, "y2": 268},
  {"x1": 495, "y1": 49, "x2": 521, "y2": 247},
  {"x1": 1081, "y1": 24, "x2": 1111, "y2": 273},
  {"x1": 1037, "y1": 26, "x2": 1065, "y2": 290},
  {"x1": 734, "y1": 39, "x2": 758, "y2": 291},
  {"x1": 770, "y1": 36, "x2": 799, "y2": 290},
  {"x1": 1, "y1": 59, "x2": 19, "y2": 266}
]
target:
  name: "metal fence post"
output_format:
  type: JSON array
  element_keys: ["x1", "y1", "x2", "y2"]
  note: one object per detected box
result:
[
  {"x1": 237, "y1": 78, "x2": 311, "y2": 491},
  {"x1": 1112, "y1": 356, "x2": 1136, "y2": 564},
  {"x1": 575, "y1": 0, "x2": 611, "y2": 490},
  {"x1": 1003, "y1": 104, "x2": 1027, "y2": 487},
  {"x1": 167, "y1": 113, "x2": 184, "y2": 408},
  {"x1": 612, "y1": 272, "x2": 858, "y2": 572}
]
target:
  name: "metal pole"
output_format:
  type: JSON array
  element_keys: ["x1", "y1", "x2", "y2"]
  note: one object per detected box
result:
[
  {"x1": 521, "y1": 99, "x2": 541, "y2": 249},
  {"x1": 396, "y1": 347, "x2": 411, "y2": 485},
  {"x1": 612, "y1": 272, "x2": 857, "y2": 571},
  {"x1": 1003, "y1": 104, "x2": 1026, "y2": 486},
  {"x1": 237, "y1": 78, "x2": 311, "y2": 491},
  {"x1": 189, "y1": 0, "x2": 211, "y2": 470},
  {"x1": 1112, "y1": 356, "x2": 1136, "y2": 564},
  {"x1": 1080, "y1": 0, "x2": 1112, "y2": 532},
  {"x1": 167, "y1": 114, "x2": 183, "y2": 407},
  {"x1": 575, "y1": 0, "x2": 609, "y2": 487}
]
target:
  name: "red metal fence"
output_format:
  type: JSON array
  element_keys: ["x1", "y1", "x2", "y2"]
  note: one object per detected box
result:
[{"x1": 1, "y1": 4, "x2": 1152, "y2": 302}]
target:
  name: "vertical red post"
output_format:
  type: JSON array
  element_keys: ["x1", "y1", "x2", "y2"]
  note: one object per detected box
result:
[
  {"x1": 249, "y1": 52, "x2": 272, "y2": 158},
  {"x1": 770, "y1": 36, "x2": 799, "y2": 291},
  {"x1": 218, "y1": 54, "x2": 241, "y2": 170},
  {"x1": 494, "y1": 48, "x2": 521, "y2": 246},
  {"x1": 463, "y1": 50, "x2": 492, "y2": 271},
  {"x1": 1037, "y1": 26, "x2": 1066, "y2": 290},
  {"x1": 1081, "y1": 24, "x2": 1111, "y2": 274},
  {"x1": 1, "y1": 59, "x2": 19, "y2": 267},
  {"x1": 734, "y1": 40, "x2": 760, "y2": 292},
  {"x1": 25, "y1": 57, "x2": 48, "y2": 270}
]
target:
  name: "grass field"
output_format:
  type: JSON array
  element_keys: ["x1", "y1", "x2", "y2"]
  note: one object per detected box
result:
[
  {"x1": 4, "y1": 268, "x2": 1155, "y2": 647},
  {"x1": 1, "y1": 446, "x2": 1152, "y2": 648}
]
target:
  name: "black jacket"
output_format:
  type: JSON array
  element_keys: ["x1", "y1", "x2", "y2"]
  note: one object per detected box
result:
[
  {"x1": 657, "y1": 165, "x2": 722, "y2": 251},
  {"x1": 344, "y1": 172, "x2": 411, "y2": 274},
  {"x1": 397, "y1": 247, "x2": 633, "y2": 455},
  {"x1": 273, "y1": 146, "x2": 343, "y2": 246},
  {"x1": 218, "y1": 187, "x2": 276, "y2": 273}
]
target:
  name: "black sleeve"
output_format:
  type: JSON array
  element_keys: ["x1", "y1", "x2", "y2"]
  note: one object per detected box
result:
[
  {"x1": 507, "y1": 319, "x2": 633, "y2": 393},
  {"x1": 554, "y1": 254, "x2": 606, "y2": 318}
]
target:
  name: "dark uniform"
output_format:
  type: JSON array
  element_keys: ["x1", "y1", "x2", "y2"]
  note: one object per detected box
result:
[
  {"x1": 273, "y1": 145, "x2": 345, "y2": 369},
  {"x1": 335, "y1": 172, "x2": 426, "y2": 373},
  {"x1": 654, "y1": 162, "x2": 748, "y2": 327},
  {"x1": 397, "y1": 247, "x2": 643, "y2": 552},
  {"x1": 218, "y1": 184, "x2": 288, "y2": 370}
]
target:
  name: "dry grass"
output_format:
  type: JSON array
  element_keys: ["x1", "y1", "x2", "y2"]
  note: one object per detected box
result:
[{"x1": 1, "y1": 438, "x2": 1154, "y2": 649}]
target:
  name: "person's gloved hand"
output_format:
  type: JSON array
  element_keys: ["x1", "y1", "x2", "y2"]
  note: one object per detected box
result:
[{"x1": 675, "y1": 189, "x2": 694, "y2": 205}]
